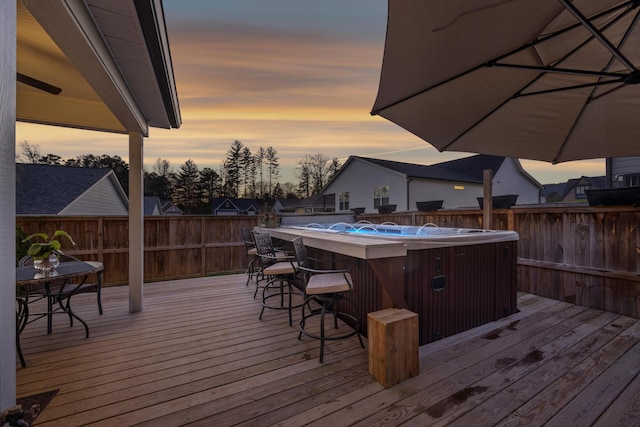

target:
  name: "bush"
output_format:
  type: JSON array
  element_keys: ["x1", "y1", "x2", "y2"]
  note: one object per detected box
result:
[{"x1": 16, "y1": 224, "x2": 30, "y2": 265}]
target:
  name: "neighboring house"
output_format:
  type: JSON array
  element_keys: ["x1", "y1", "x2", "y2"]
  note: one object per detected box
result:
[
  {"x1": 272, "y1": 198, "x2": 298, "y2": 213},
  {"x1": 144, "y1": 197, "x2": 162, "y2": 216},
  {"x1": 16, "y1": 163, "x2": 128, "y2": 215},
  {"x1": 160, "y1": 200, "x2": 183, "y2": 215},
  {"x1": 607, "y1": 156, "x2": 640, "y2": 188},
  {"x1": 274, "y1": 194, "x2": 335, "y2": 214},
  {"x1": 211, "y1": 198, "x2": 259, "y2": 216},
  {"x1": 540, "y1": 176, "x2": 606, "y2": 203},
  {"x1": 321, "y1": 155, "x2": 541, "y2": 213}
]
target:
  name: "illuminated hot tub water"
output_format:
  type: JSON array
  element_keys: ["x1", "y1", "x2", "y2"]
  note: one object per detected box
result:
[{"x1": 285, "y1": 221, "x2": 518, "y2": 248}]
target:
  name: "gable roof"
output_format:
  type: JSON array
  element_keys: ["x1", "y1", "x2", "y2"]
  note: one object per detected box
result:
[
  {"x1": 342, "y1": 155, "x2": 506, "y2": 184},
  {"x1": 16, "y1": 163, "x2": 127, "y2": 215},
  {"x1": 161, "y1": 200, "x2": 183, "y2": 215},
  {"x1": 544, "y1": 176, "x2": 607, "y2": 200},
  {"x1": 211, "y1": 198, "x2": 260, "y2": 212},
  {"x1": 144, "y1": 196, "x2": 162, "y2": 216},
  {"x1": 276, "y1": 194, "x2": 335, "y2": 211}
]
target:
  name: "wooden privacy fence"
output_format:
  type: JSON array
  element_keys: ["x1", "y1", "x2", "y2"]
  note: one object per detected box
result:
[
  {"x1": 17, "y1": 205, "x2": 640, "y2": 318},
  {"x1": 363, "y1": 206, "x2": 640, "y2": 318},
  {"x1": 16, "y1": 216, "x2": 260, "y2": 286}
]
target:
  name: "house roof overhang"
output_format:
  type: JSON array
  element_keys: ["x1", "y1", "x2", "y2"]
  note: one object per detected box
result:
[{"x1": 17, "y1": 0, "x2": 181, "y2": 135}]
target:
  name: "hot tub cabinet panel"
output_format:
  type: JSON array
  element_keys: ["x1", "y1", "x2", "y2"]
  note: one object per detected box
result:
[
  {"x1": 304, "y1": 241, "x2": 517, "y2": 346},
  {"x1": 405, "y1": 240, "x2": 517, "y2": 344}
]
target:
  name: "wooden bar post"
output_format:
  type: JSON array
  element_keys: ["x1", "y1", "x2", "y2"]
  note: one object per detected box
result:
[
  {"x1": 483, "y1": 169, "x2": 493, "y2": 230},
  {"x1": 368, "y1": 308, "x2": 419, "y2": 387}
]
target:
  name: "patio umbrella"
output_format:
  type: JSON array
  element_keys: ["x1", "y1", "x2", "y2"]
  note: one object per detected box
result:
[{"x1": 371, "y1": 0, "x2": 640, "y2": 163}]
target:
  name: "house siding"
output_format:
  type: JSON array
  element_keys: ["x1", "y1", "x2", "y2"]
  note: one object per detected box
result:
[
  {"x1": 492, "y1": 158, "x2": 540, "y2": 204},
  {"x1": 409, "y1": 178, "x2": 483, "y2": 209},
  {"x1": 610, "y1": 157, "x2": 640, "y2": 175},
  {"x1": 324, "y1": 159, "x2": 408, "y2": 213},
  {"x1": 610, "y1": 157, "x2": 640, "y2": 187},
  {"x1": 60, "y1": 177, "x2": 128, "y2": 215},
  {"x1": 324, "y1": 156, "x2": 541, "y2": 213}
]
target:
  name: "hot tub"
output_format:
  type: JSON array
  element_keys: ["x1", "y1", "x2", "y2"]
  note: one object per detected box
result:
[{"x1": 259, "y1": 222, "x2": 519, "y2": 345}]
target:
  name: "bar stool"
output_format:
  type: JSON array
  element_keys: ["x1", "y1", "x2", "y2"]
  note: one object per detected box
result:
[
  {"x1": 251, "y1": 230, "x2": 289, "y2": 299},
  {"x1": 253, "y1": 232, "x2": 301, "y2": 326},
  {"x1": 241, "y1": 228, "x2": 260, "y2": 287},
  {"x1": 292, "y1": 237, "x2": 364, "y2": 362}
]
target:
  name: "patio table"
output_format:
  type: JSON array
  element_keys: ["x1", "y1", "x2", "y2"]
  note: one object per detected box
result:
[{"x1": 15, "y1": 260, "x2": 103, "y2": 367}]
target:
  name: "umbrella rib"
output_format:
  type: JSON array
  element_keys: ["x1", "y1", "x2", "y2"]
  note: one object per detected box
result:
[
  {"x1": 554, "y1": 7, "x2": 640, "y2": 163},
  {"x1": 516, "y1": 80, "x2": 622, "y2": 98},
  {"x1": 559, "y1": 0, "x2": 637, "y2": 72},
  {"x1": 490, "y1": 1, "x2": 634, "y2": 65},
  {"x1": 490, "y1": 63, "x2": 626, "y2": 79}
]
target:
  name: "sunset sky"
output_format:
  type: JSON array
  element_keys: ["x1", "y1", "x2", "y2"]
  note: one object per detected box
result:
[{"x1": 15, "y1": 0, "x2": 604, "y2": 184}]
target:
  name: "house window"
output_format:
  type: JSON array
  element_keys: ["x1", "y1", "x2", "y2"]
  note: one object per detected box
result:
[
  {"x1": 623, "y1": 174, "x2": 640, "y2": 187},
  {"x1": 339, "y1": 192, "x2": 350, "y2": 211},
  {"x1": 575, "y1": 185, "x2": 588, "y2": 198},
  {"x1": 373, "y1": 185, "x2": 390, "y2": 208}
]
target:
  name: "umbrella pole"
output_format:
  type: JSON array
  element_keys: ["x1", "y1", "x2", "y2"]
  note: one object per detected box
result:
[{"x1": 483, "y1": 169, "x2": 493, "y2": 230}]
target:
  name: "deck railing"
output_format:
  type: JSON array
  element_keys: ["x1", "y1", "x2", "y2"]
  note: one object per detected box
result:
[{"x1": 17, "y1": 205, "x2": 640, "y2": 318}]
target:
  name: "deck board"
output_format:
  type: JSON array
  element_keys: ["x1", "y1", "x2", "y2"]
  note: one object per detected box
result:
[{"x1": 15, "y1": 274, "x2": 640, "y2": 426}]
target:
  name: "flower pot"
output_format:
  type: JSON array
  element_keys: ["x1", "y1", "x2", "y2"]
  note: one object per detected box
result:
[
  {"x1": 351, "y1": 207, "x2": 365, "y2": 215},
  {"x1": 585, "y1": 186, "x2": 640, "y2": 206},
  {"x1": 477, "y1": 194, "x2": 518, "y2": 209},
  {"x1": 33, "y1": 253, "x2": 59, "y2": 274},
  {"x1": 416, "y1": 200, "x2": 443, "y2": 212},
  {"x1": 377, "y1": 204, "x2": 397, "y2": 214}
]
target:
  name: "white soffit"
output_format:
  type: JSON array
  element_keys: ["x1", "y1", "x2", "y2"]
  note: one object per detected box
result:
[{"x1": 16, "y1": 0, "x2": 126, "y2": 133}]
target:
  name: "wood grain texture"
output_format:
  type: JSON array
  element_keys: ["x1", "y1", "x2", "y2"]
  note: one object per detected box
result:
[{"x1": 15, "y1": 277, "x2": 640, "y2": 426}]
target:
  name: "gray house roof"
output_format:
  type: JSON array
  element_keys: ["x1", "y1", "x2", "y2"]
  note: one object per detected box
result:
[
  {"x1": 211, "y1": 198, "x2": 259, "y2": 215},
  {"x1": 161, "y1": 200, "x2": 183, "y2": 215},
  {"x1": 16, "y1": 163, "x2": 128, "y2": 215},
  {"x1": 275, "y1": 194, "x2": 335, "y2": 212},
  {"x1": 542, "y1": 176, "x2": 606, "y2": 201},
  {"x1": 346, "y1": 155, "x2": 508, "y2": 184},
  {"x1": 144, "y1": 196, "x2": 162, "y2": 216}
]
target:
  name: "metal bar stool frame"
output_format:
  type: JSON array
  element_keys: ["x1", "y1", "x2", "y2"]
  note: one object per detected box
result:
[
  {"x1": 241, "y1": 227, "x2": 260, "y2": 287},
  {"x1": 292, "y1": 237, "x2": 364, "y2": 362},
  {"x1": 253, "y1": 232, "x2": 302, "y2": 326}
]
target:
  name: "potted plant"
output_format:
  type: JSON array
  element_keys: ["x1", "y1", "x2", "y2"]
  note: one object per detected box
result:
[{"x1": 22, "y1": 230, "x2": 75, "y2": 273}]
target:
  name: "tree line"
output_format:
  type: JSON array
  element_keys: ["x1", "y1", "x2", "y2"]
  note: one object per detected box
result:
[{"x1": 18, "y1": 140, "x2": 341, "y2": 214}]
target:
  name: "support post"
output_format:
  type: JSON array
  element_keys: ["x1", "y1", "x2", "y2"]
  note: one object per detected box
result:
[
  {"x1": 129, "y1": 132, "x2": 144, "y2": 312},
  {"x1": 483, "y1": 169, "x2": 493, "y2": 230},
  {"x1": 0, "y1": 0, "x2": 17, "y2": 409}
]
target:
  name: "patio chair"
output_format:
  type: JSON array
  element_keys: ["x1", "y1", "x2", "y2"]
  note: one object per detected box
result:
[
  {"x1": 292, "y1": 237, "x2": 364, "y2": 362},
  {"x1": 253, "y1": 232, "x2": 301, "y2": 326}
]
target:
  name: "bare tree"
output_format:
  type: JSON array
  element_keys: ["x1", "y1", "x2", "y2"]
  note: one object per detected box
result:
[
  {"x1": 296, "y1": 155, "x2": 312, "y2": 198},
  {"x1": 309, "y1": 153, "x2": 330, "y2": 194},
  {"x1": 18, "y1": 141, "x2": 41, "y2": 163}
]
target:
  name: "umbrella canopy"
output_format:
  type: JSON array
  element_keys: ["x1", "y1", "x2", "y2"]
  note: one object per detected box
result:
[{"x1": 371, "y1": 0, "x2": 640, "y2": 163}]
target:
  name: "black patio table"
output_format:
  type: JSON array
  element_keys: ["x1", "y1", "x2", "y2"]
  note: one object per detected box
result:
[{"x1": 15, "y1": 260, "x2": 103, "y2": 367}]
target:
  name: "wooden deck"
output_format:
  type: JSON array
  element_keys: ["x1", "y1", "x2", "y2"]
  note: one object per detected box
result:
[{"x1": 16, "y1": 274, "x2": 640, "y2": 426}]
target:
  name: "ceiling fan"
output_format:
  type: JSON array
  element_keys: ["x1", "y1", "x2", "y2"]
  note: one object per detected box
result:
[{"x1": 17, "y1": 72, "x2": 62, "y2": 95}]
